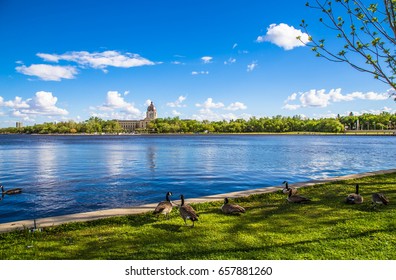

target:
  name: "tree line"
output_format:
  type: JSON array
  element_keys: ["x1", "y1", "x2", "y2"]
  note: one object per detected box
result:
[
  {"x1": 0, "y1": 117, "x2": 123, "y2": 134},
  {"x1": 148, "y1": 112, "x2": 396, "y2": 134},
  {"x1": 1, "y1": 112, "x2": 395, "y2": 134}
]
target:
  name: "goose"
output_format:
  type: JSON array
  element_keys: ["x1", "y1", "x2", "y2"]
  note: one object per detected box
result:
[
  {"x1": 153, "y1": 191, "x2": 173, "y2": 218},
  {"x1": 287, "y1": 188, "x2": 311, "y2": 203},
  {"x1": 372, "y1": 193, "x2": 389, "y2": 207},
  {"x1": 346, "y1": 184, "x2": 363, "y2": 204},
  {"x1": 179, "y1": 194, "x2": 199, "y2": 227},
  {"x1": 282, "y1": 181, "x2": 297, "y2": 195},
  {"x1": 221, "y1": 197, "x2": 245, "y2": 214},
  {"x1": 1, "y1": 185, "x2": 22, "y2": 195}
]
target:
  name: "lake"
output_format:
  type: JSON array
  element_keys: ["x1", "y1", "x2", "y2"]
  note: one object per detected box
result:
[{"x1": 0, "y1": 134, "x2": 395, "y2": 223}]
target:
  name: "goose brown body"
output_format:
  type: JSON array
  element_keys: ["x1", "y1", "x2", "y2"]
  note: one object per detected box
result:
[
  {"x1": 154, "y1": 192, "x2": 173, "y2": 217},
  {"x1": 346, "y1": 184, "x2": 363, "y2": 204},
  {"x1": 282, "y1": 181, "x2": 297, "y2": 195},
  {"x1": 179, "y1": 195, "x2": 198, "y2": 227},
  {"x1": 287, "y1": 188, "x2": 311, "y2": 203},
  {"x1": 372, "y1": 193, "x2": 389, "y2": 205},
  {"x1": 1, "y1": 185, "x2": 22, "y2": 195},
  {"x1": 221, "y1": 197, "x2": 245, "y2": 214}
]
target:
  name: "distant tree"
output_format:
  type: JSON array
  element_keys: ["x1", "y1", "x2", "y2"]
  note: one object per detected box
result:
[{"x1": 301, "y1": 0, "x2": 396, "y2": 99}]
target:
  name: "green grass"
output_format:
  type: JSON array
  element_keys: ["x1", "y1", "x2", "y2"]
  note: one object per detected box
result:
[{"x1": 1, "y1": 172, "x2": 396, "y2": 260}]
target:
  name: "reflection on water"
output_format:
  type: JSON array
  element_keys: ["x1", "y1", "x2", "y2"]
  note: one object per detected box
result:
[
  {"x1": 0, "y1": 134, "x2": 395, "y2": 223},
  {"x1": 146, "y1": 145, "x2": 157, "y2": 171}
]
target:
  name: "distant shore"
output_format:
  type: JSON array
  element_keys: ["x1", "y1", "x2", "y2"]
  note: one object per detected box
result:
[{"x1": 1, "y1": 130, "x2": 395, "y2": 136}]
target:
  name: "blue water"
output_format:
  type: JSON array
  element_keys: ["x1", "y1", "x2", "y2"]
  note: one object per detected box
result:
[{"x1": 0, "y1": 134, "x2": 395, "y2": 223}]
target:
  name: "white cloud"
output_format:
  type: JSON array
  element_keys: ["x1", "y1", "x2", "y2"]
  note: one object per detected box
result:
[
  {"x1": 344, "y1": 107, "x2": 396, "y2": 116},
  {"x1": 167, "y1": 96, "x2": 187, "y2": 107},
  {"x1": 232, "y1": 43, "x2": 238, "y2": 49},
  {"x1": 3, "y1": 96, "x2": 29, "y2": 109},
  {"x1": 192, "y1": 109, "x2": 251, "y2": 122},
  {"x1": 192, "y1": 98, "x2": 249, "y2": 121},
  {"x1": 37, "y1": 51, "x2": 155, "y2": 71},
  {"x1": 257, "y1": 23, "x2": 310, "y2": 51},
  {"x1": 196, "y1": 98, "x2": 224, "y2": 109},
  {"x1": 201, "y1": 56, "x2": 213, "y2": 64},
  {"x1": 27, "y1": 91, "x2": 69, "y2": 115},
  {"x1": 299, "y1": 89, "x2": 331, "y2": 107},
  {"x1": 192, "y1": 71, "x2": 209, "y2": 75},
  {"x1": 91, "y1": 111, "x2": 135, "y2": 120},
  {"x1": 16, "y1": 64, "x2": 78, "y2": 81},
  {"x1": 247, "y1": 61, "x2": 258, "y2": 72},
  {"x1": 285, "y1": 92, "x2": 297, "y2": 102},
  {"x1": 0, "y1": 91, "x2": 68, "y2": 118},
  {"x1": 283, "y1": 88, "x2": 390, "y2": 110},
  {"x1": 171, "y1": 110, "x2": 182, "y2": 116},
  {"x1": 312, "y1": 112, "x2": 338, "y2": 119},
  {"x1": 226, "y1": 102, "x2": 247, "y2": 111},
  {"x1": 192, "y1": 98, "x2": 250, "y2": 120},
  {"x1": 192, "y1": 109, "x2": 219, "y2": 122},
  {"x1": 99, "y1": 91, "x2": 141, "y2": 117},
  {"x1": 282, "y1": 104, "x2": 301, "y2": 110}
]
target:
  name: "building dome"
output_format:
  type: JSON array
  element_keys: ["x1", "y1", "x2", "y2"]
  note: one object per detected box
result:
[
  {"x1": 147, "y1": 101, "x2": 156, "y2": 112},
  {"x1": 145, "y1": 101, "x2": 157, "y2": 121}
]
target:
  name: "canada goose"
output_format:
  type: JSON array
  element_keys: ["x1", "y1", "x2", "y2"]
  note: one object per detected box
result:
[
  {"x1": 153, "y1": 191, "x2": 173, "y2": 218},
  {"x1": 154, "y1": 192, "x2": 173, "y2": 217},
  {"x1": 221, "y1": 197, "x2": 245, "y2": 214},
  {"x1": 346, "y1": 184, "x2": 363, "y2": 204},
  {"x1": 179, "y1": 194, "x2": 198, "y2": 227},
  {"x1": 1, "y1": 185, "x2": 22, "y2": 195},
  {"x1": 372, "y1": 193, "x2": 389, "y2": 207},
  {"x1": 287, "y1": 188, "x2": 311, "y2": 203},
  {"x1": 282, "y1": 181, "x2": 297, "y2": 195}
]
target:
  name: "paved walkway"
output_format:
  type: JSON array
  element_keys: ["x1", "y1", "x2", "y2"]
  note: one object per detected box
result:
[{"x1": 1, "y1": 169, "x2": 395, "y2": 233}]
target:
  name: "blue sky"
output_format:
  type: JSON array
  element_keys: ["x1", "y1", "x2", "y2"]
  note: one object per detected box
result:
[{"x1": 0, "y1": 0, "x2": 394, "y2": 127}]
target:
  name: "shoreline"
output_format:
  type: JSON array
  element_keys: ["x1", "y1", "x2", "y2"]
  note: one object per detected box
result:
[
  {"x1": 1, "y1": 168, "x2": 395, "y2": 233},
  {"x1": 0, "y1": 131, "x2": 395, "y2": 137}
]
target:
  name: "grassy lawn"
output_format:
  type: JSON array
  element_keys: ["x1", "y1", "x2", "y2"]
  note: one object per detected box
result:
[{"x1": 1, "y1": 172, "x2": 395, "y2": 260}]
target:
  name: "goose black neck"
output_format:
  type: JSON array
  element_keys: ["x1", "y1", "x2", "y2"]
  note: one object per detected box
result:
[
  {"x1": 355, "y1": 184, "x2": 359, "y2": 194},
  {"x1": 180, "y1": 195, "x2": 185, "y2": 206},
  {"x1": 166, "y1": 193, "x2": 170, "y2": 202}
]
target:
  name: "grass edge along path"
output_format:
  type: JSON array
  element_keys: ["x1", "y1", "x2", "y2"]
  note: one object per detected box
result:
[
  {"x1": 0, "y1": 169, "x2": 395, "y2": 260},
  {"x1": 1, "y1": 169, "x2": 395, "y2": 233}
]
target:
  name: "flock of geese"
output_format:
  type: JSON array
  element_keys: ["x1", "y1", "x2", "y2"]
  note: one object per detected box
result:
[
  {"x1": 153, "y1": 191, "x2": 246, "y2": 227},
  {"x1": 154, "y1": 181, "x2": 390, "y2": 227},
  {"x1": 345, "y1": 183, "x2": 389, "y2": 207},
  {"x1": 0, "y1": 181, "x2": 390, "y2": 227}
]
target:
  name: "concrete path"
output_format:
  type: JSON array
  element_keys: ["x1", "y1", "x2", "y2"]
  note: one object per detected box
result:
[{"x1": 1, "y1": 168, "x2": 395, "y2": 233}]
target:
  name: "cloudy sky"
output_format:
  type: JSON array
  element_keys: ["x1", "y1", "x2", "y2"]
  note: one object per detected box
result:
[{"x1": 0, "y1": 0, "x2": 394, "y2": 127}]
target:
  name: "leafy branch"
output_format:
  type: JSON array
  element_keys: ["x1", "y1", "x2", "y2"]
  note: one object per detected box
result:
[{"x1": 300, "y1": 0, "x2": 396, "y2": 99}]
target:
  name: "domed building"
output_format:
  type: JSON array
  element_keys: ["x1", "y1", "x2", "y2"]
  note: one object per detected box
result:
[
  {"x1": 116, "y1": 101, "x2": 157, "y2": 132},
  {"x1": 146, "y1": 101, "x2": 157, "y2": 120}
]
